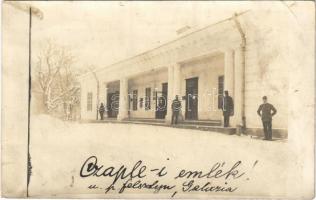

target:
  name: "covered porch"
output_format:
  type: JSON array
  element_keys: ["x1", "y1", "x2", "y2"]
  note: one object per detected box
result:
[{"x1": 97, "y1": 47, "x2": 243, "y2": 127}]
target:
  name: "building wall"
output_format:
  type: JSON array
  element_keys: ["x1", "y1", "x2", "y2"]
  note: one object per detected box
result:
[
  {"x1": 126, "y1": 54, "x2": 225, "y2": 121},
  {"x1": 180, "y1": 54, "x2": 224, "y2": 120},
  {"x1": 128, "y1": 69, "x2": 168, "y2": 119},
  {"x1": 80, "y1": 75, "x2": 98, "y2": 120},
  {"x1": 239, "y1": 11, "x2": 289, "y2": 130}
]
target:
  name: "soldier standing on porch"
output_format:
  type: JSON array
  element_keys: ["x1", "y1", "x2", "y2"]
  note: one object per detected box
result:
[
  {"x1": 99, "y1": 103, "x2": 105, "y2": 120},
  {"x1": 222, "y1": 90, "x2": 234, "y2": 127},
  {"x1": 257, "y1": 96, "x2": 277, "y2": 141},
  {"x1": 171, "y1": 95, "x2": 182, "y2": 125}
]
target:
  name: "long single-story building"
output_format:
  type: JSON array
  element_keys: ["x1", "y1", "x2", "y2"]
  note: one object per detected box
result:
[{"x1": 79, "y1": 9, "x2": 290, "y2": 138}]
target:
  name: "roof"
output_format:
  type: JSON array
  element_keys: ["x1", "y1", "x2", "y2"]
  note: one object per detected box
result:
[{"x1": 79, "y1": 9, "x2": 250, "y2": 80}]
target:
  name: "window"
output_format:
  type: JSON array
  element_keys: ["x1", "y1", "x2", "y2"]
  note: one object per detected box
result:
[
  {"x1": 145, "y1": 87, "x2": 151, "y2": 110},
  {"x1": 87, "y1": 92, "x2": 93, "y2": 111},
  {"x1": 218, "y1": 76, "x2": 224, "y2": 109},
  {"x1": 132, "y1": 90, "x2": 138, "y2": 111}
]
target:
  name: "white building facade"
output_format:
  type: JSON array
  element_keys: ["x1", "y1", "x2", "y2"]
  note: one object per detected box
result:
[{"x1": 79, "y1": 10, "x2": 291, "y2": 138}]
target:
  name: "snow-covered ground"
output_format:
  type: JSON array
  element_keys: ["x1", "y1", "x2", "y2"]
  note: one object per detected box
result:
[{"x1": 29, "y1": 115, "x2": 295, "y2": 198}]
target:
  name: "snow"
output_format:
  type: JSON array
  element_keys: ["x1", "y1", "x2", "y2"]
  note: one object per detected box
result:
[{"x1": 29, "y1": 115, "x2": 294, "y2": 198}]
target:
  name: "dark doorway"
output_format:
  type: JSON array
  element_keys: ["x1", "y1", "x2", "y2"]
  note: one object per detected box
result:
[
  {"x1": 155, "y1": 83, "x2": 168, "y2": 119},
  {"x1": 185, "y1": 77, "x2": 198, "y2": 120},
  {"x1": 107, "y1": 92, "x2": 119, "y2": 118},
  {"x1": 218, "y1": 76, "x2": 224, "y2": 109}
]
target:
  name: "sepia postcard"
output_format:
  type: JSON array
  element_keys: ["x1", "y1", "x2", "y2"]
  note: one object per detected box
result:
[{"x1": 2, "y1": 1, "x2": 315, "y2": 199}]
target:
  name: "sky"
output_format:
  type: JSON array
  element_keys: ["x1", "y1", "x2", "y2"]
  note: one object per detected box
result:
[{"x1": 29, "y1": 1, "x2": 254, "y2": 71}]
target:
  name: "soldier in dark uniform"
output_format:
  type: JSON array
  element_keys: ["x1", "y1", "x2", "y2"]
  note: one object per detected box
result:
[
  {"x1": 222, "y1": 90, "x2": 234, "y2": 127},
  {"x1": 99, "y1": 103, "x2": 105, "y2": 120},
  {"x1": 257, "y1": 96, "x2": 277, "y2": 140},
  {"x1": 171, "y1": 95, "x2": 181, "y2": 125}
]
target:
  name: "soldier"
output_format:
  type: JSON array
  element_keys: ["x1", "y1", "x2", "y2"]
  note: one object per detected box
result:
[
  {"x1": 257, "y1": 96, "x2": 277, "y2": 140},
  {"x1": 222, "y1": 90, "x2": 234, "y2": 127},
  {"x1": 99, "y1": 103, "x2": 105, "y2": 120},
  {"x1": 171, "y1": 95, "x2": 182, "y2": 125}
]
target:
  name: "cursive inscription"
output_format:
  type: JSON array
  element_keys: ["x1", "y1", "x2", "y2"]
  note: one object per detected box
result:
[
  {"x1": 79, "y1": 156, "x2": 258, "y2": 197},
  {"x1": 80, "y1": 156, "x2": 146, "y2": 187}
]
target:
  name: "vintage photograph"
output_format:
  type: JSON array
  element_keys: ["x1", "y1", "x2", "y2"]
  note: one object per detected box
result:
[{"x1": 2, "y1": 1, "x2": 315, "y2": 199}]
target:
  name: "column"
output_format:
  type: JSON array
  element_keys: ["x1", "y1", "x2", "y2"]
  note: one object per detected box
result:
[
  {"x1": 224, "y1": 49, "x2": 235, "y2": 96},
  {"x1": 173, "y1": 64, "x2": 181, "y2": 96},
  {"x1": 165, "y1": 66, "x2": 174, "y2": 124},
  {"x1": 173, "y1": 63, "x2": 184, "y2": 121},
  {"x1": 224, "y1": 49, "x2": 235, "y2": 126},
  {"x1": 234, "y1": 46, "x2": 245, "y2": 131},
  {"x1": 99, "y1": 82, "x2": 105, "y2": 119},
  {"x1": 102, "y1": 82, "x2": 108, "y2": 118},
  {"x1": 117, "y1": 78, "x2": 128, "y2": 121}
]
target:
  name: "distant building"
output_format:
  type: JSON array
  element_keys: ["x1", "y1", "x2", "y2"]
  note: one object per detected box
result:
[{"x1": 79, "y1": 10, "x2": 290, "y2": 138}]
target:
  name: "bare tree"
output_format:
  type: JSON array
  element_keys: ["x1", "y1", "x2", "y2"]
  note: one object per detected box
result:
[{"x1": 35, "y1": 40, "x2": 80, "y2": 118}]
